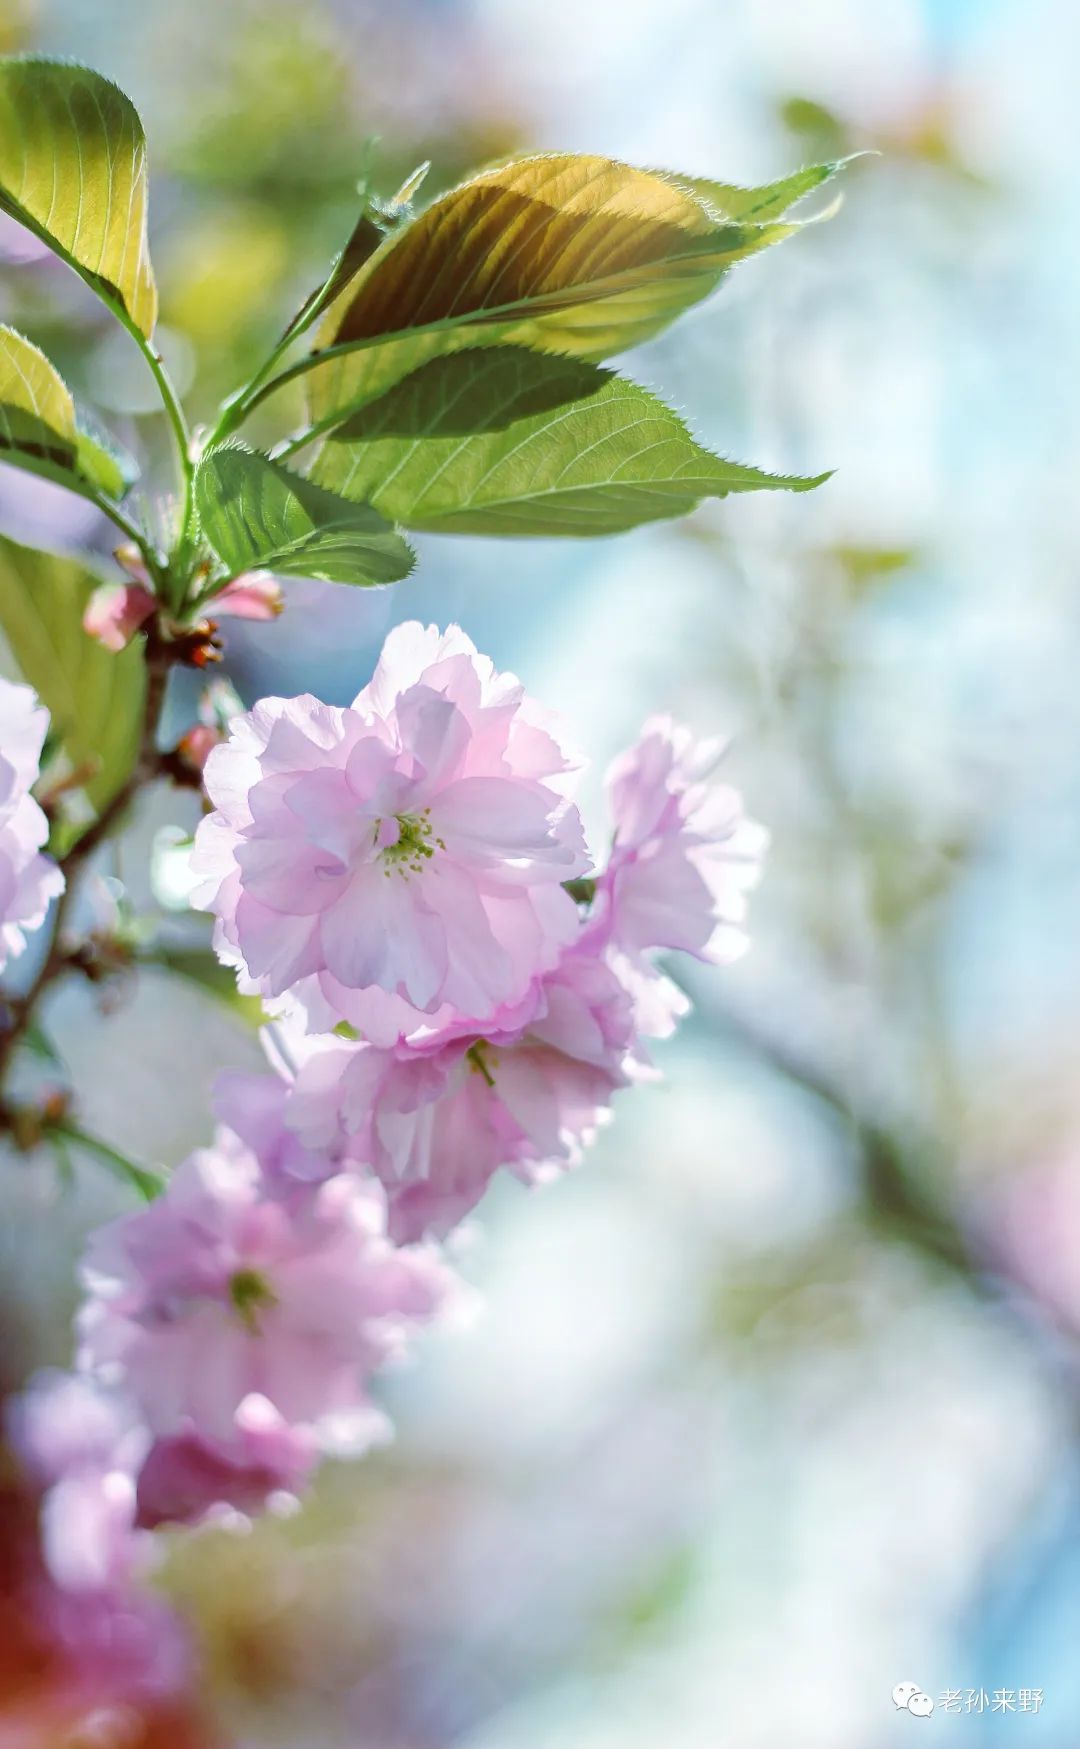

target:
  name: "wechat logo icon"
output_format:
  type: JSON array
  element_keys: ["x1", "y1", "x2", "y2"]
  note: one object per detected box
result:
[{"x1": 893, "y1": 1682, "x2": 935, "y2": 1718}]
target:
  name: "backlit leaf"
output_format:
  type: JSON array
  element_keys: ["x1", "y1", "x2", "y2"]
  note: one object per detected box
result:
[
  {"x1": 74, "y1": 408, "x2": 137, "y2": 500},
  {"x1": 195, "y1": 443, "x2": 415, "y2": 586},
  {"x1": 299, "y1": 152, "x2": 818, "y2": 429},
  {"x1": 0, "y1": 534, "x2": 145, "y2": 816},
  {"x1": 311, "y1": 348, "x2": 828, "y2": 537},
  {"x1": 0, "y1": 58, "x2": 157, "y2": 336},
  {"x1": 278, "y1": 163, "x2": 434, "y2": 348},
  {"x1": 0, "y1": 326, "x2": 75, "y2": 470},
  {"x1": 670, "y1": 158, "x2": 849, "y2": 223},
  {"x1": 0, "y1": 324, "x2": 133, "y2": 500}
]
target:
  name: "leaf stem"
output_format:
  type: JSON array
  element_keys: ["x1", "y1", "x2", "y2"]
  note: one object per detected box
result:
[
  {"x1": 137, "y1": 337, "x2": 192, "y2": 484},
  {"x1": 47, "y1": 1118, "x2": 164, "y2": 1200},
  {"x1": 108, "y1": 301, "x2": 197, "y2": 604},
  {"x1": 11, "y1": 454, "x2": 165, "y2": 582},
  {"x1": 204, "y1": 326, "x2": 304, "y2": 454}
]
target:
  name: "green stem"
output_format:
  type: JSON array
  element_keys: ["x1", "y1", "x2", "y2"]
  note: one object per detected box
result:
[
  {"x1": 23, "y1": 457, "x2": 162, "y2": 577},
  {"x1": 48, "y1": 1119, "x2": 163, "y2": 1200},
  {"x1": 205, "y1": 326, "x2": 304, "y2": 453},
  {"x1": 134, "y1": 334, "x2": 192, "y2": 485},
  {"x1": 109, "y1": 302, "x2": 197, "y2": 604},
  {"x1": 203, "y1": 244, "x2": 365, "y2": 456},
  {"x1": 99, "y1": 494, "x2": 156, "y2": 556}
]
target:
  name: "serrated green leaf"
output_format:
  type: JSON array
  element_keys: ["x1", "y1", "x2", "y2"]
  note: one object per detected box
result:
[
  {"x1": 311, "y1": 348, "x2": 828, "y2": 537},
  {"x1": 297, "y1": 152, "x2": 817, "y2": 430},
  {"x1": 0, "y1": 534, "x2": 145, "y2": 814},
  {"x1": 195, "y1": 443, "x2": 415, "y2": 586},
  {"x1": 668, "y1": 158, "x2": 849, "y2": 223},
  {"x1": 0, "y1": 326, "x2": 75, "y2": 468},
  {"x1": 0, "y1": 325, "x2": 133, "y2": 502},
  {"x1": 74, "y1": 408, "x2": 137, "y2": 500},
  {"x1": 0, "y1": 57, "x2": 157, "y2": 337}
]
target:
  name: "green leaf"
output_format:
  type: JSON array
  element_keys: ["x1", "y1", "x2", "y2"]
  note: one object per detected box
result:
[
  {"x1": 74, "y1": 411, "x2": 138, "y2": 501},
  {"x1": 195, "y1": 443, "x2": 415, "y2": 586},
  {"x1": 0, "y1": 324, "x2": 133, "y2": 501},
  {"x1": 0, "y1": 57, "x2": 158, "y2": 337},
  {"x1": 278, "y1": 163, "x2": 433, "y2": 348},
  {"x1": 668, "y1": 157, "x2": 851, "y2": 222},
  {"x1": 0, "y1": 326, "x2": 76, "y2": 470},
  {"x1": 310, "y1": 348, "x2": 829, "y2": 537},
  {"x1": 0, "y1": 534, "x2": 145, "y2": 814},
  {"x1": 298, "y1": 152, "x2": 822, "y2": 429}
]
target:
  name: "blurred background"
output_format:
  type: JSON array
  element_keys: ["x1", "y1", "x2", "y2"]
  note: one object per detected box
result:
[{"x1": 2, "y1": 0, "x2": 1079, "y2": 1742}]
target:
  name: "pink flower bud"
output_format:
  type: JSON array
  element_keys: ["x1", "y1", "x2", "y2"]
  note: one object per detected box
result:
[
  {"x1": 113, "y1": 542, "x2": 153, "y2": 588},
  {"x1": 83, "y1": 582, "x2": 156, "y2": 653},
  {"x1": 176, "y1": 723, "x2": 224, "y2": 773},
  {"x1": 212, "y1": 570, "x2": 284, "y2": 622}
]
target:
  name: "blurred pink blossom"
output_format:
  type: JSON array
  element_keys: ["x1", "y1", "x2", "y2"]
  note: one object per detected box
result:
[
  {"x1": 989, "y1": 1153, "x2": 1080, "y2": 1331},
  {"x1": 135, "y1": 1396, "x2": 317, "y2": 1529},
  {"x1": 77, "y1": 1126, "x2": 457, "y2": 1464},
  {"x1": 7, "y1": 1370, "x2": 149, "y2": 1592},
  {"x1": 176, "y1": 722, "x2": 225, "y2": 772},
  {"x1": 83, "y1": 580, "x2": 156, "y2": 652},
  {"x1": 211, "y1": 569, "x2": 283, "y2": 621},
  {"x1": 0, "y1": 678, "x2": 64, "y2": 969},
  {"x1": 5, "y1": 1370, "x2": 192, "y2": 1704}
]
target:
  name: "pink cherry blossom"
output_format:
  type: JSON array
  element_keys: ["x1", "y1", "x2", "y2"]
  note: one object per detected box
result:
[
  {"x1": 6, "y1": 1371, "x2": 194, "y2": 1702},
  {"x1": 0, "y1": 678, "x2": 64, "y2": 969},
  {"x1": 77, "y1": 1125, "x2": 456, "y2": 1463},
  {"x1": 214, "y1": 1062, "x2": 345, "y2": 1187},
  {"x1": 594, "y1": 716, "x2": 767, "y2": 1029},
  {"x1": 83, "y1": 580, "x2": 156, "y2": 652},
  {"x1": 211, "y1": 569, "x2": 284, "y2": 621},
  {"x1": 135, "y1": 1396, "x2": 318, "y2": 1529},
  {"x1": 6, "y1": 1370, "x2": 150, "y2": 1594},
  {"x1": 275, "y1": 941, "x2": 636, "y2": 1239},
  {"x1": 191, "y1": 622, "x2": 590, "y2": 1029}
]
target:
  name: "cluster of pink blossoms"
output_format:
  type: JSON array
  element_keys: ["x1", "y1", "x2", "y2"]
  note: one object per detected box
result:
[
  {"x1": 14, "y1": 620, "x2": 765, "y2": 1591},
  {"x1": 189, "y1": 622, "x2": 766, "y2": 1241}
]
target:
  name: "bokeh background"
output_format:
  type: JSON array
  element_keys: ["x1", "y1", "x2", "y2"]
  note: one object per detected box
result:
[{"x1": 2, "y1": 0, "x2": 1079, "y2": 1742}]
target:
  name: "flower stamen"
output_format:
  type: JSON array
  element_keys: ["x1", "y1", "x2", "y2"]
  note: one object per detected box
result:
[
  {"x1": 466, "y1": 1040, "x2": 497, "y2": 1088},
  {"x1": 375, "y1": 809, "x2": 446, "y2": 879},
  {"x1": 228, "y1": 1267, "x2": 278, "y2": 1335}
]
